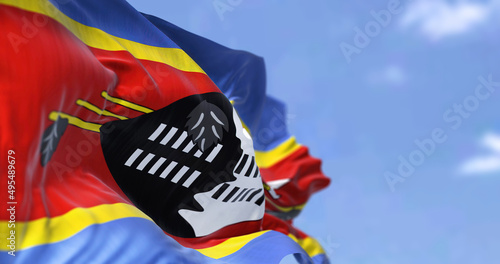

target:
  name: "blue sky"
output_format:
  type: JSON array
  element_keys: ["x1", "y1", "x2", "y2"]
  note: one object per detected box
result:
[{"x1": 127, "y1": 1, "x2": 500, "y2": 263}]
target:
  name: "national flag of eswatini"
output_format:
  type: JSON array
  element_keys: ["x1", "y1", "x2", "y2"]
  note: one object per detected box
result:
[{"x1": 0, "y1": 0, "x2": 331, "y2": 263}]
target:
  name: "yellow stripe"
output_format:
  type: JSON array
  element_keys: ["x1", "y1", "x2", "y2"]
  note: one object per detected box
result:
[
  {"x1": 196, "y1": 231, "x2": 269, "y2": 259},
  {"x1": 254, "y1": 137, "x2": 301, "y2": 168},
  {"x1": 101, "y1": 91, "x2": 153, "y2": 113},
  {"x1": 76, "y1": 99, "x2": 128, "y2": 120},
  {"x1": 0, "y1": 0, "x2": 205, "y2": 74},
  {"x1": 228, "y1": 101, "x2": 299, "y2": 168},
  {"x1": 196, "y1": 230, "x2": 325, "y2": 259},
  {"x1": 49, "y1": 111, "x2": 101, "y2": 132},
  {"x1": 288, "y1": 234, "x2": 326, "y2": 258},
  {"x1": 0, "y1": 203, "x2": 150, "y2": 251},
  {"x1": 241, "y1": 121, "x2": 251, "y2": 136}
]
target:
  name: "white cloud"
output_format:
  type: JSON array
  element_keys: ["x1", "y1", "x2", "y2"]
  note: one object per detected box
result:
[
  {"x1": 400, "y1": 0, "x2": 495, "y2": 41},
  {"x1": 459, "y1": 132, "x2": 500, "y2": 175},
  {"x1": 482, "y1": 132, "x2": 500, "y2": 152},
  {"x1": 460, "y1": 155, "x2": 500, "y2": 174}
]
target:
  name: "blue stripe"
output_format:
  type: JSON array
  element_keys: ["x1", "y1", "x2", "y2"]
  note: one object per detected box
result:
[
  {"x1": 250, "y1": 96, "x2": 292, "y2": 151},
  {"x1": 218, "y1": 231, "x2": 324, "y2": 264},
  {"x1": 47, "y1": 0, "x2": 180, "y2": 48},
  {"x1": 142, "y1": 13, "x2": 293, "y2": 151},
  {"x1": 0, "y1": 218, "x2": 221, "y2": 264},
  {"x1": 312, "y1": 254, "x2": 330, "y2": 264}
]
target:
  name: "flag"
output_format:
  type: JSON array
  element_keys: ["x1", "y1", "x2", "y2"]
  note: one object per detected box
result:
[{"x1": 0, "y1": 0, "x2": 330, "y2": 263}]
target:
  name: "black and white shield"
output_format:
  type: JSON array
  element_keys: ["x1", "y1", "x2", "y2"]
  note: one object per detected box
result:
[{"x1": 100, "y1": 92, "x2": 264, "y2": 238}]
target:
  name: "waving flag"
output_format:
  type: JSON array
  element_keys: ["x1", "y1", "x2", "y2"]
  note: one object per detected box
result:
[{"x1": 0, "y1": 0, "x2": 330, "y2": 263}]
